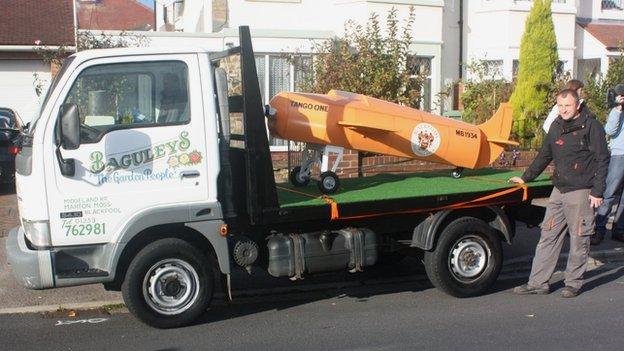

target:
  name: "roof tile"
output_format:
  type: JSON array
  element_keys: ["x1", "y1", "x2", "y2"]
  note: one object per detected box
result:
[{"x1": 0, "y1": 0, "x2": 75, "y2": 46}]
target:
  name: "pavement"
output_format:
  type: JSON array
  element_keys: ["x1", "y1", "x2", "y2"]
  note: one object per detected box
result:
[{"x1": 1, "y1": 188, "x2": 624, "y2": 314}]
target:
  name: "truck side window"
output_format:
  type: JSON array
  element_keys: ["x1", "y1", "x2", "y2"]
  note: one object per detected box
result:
[{"x1": 63, "y1": 61, "x2": 190, "y2": 143}]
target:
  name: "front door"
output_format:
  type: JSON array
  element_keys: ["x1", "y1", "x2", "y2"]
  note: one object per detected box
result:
[{"x1": 45, "y1": 54, "x2": 209, "y2": 246}]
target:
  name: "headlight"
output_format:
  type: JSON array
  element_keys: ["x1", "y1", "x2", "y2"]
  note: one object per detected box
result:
[{"x1": 22, "y1": 219, "x2": 51, "y2": 248}]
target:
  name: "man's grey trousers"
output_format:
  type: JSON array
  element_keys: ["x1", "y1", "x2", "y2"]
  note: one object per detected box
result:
[{"x1": 528, "y1": 188, "x2": 593, "y2": 290}]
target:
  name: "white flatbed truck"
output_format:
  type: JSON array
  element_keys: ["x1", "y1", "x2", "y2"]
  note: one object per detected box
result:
[{"x1": 6, "y1": 27, "x2": 550, "y2": 328}]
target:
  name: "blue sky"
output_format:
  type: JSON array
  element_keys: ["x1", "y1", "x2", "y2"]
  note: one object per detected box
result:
[{"x1": 138, "y1": 0, "x2": 154, "y2": 9}]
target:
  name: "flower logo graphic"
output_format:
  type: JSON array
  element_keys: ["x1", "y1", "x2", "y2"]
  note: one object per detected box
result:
[
  {"x1": 178, "y1": 153, "x2": 190, "y2": 165},
  {"x1": 167, "y1": 156, "x2": 179, "y2": 168},
  {"x1": 189, "y1": 150, "x2": 202, "y2": 164}
]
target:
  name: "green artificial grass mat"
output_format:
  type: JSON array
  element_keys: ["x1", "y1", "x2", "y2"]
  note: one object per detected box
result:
[{"x1": 277, "y1": 168, "x2": 552, "y2": 208}]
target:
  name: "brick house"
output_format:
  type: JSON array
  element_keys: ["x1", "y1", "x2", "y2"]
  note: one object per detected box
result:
[
  {"x1": 76, "y1": 0, "x2": 155, "y2": 31},
  {"x1": 0, "y1": 0, "x2": 75, "y2": 122}
]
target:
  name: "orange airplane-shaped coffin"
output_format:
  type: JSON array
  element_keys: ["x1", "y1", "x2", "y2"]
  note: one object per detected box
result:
[{"x1": 268, "y1": 90, "x2": 518, "y2": 193}]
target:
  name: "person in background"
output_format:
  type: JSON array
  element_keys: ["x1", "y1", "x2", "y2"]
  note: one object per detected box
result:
[
  {"x1": 593, "y1": 84, "x2": 624, "y2": 245},
  {"x1": 510, "y1": 89, "x2": 609, "y2": 298},
  {"x1": 543, "y1": 79, "x2": 595, "y2": 133}
]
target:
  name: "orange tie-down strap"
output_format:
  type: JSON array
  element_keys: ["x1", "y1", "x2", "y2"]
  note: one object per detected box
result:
[
  {"x1": 277, "y1": 186, "x2": 341, "y2": 220},
  {"x1": 463, "y1": 176, "x2": 528, "y2": 202},
  {"x1": 277, "y1": 183, "x2": 528, "y2": 221}
]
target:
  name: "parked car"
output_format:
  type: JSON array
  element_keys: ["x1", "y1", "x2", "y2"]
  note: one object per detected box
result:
[{"x1": 0, "y1": 107, "x2": 24, "y2": 184}]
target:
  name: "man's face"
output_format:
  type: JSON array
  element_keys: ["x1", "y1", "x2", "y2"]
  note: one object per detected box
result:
[{"x1": 557, "y1": 94, "x2": 580, "y2": 120}]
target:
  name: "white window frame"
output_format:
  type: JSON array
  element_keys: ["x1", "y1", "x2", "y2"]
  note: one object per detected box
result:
[{"x1": 256, "y1": 53, "x2": 310, "y2": 152}]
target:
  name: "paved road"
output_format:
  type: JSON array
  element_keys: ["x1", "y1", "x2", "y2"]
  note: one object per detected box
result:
[{"x1": 0, "y1": 264, "x2": 623, "y2": 351}]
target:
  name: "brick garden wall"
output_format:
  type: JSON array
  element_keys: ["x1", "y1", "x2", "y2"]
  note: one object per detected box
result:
[{"x1": 271, "y1": 149, "x2": 550, "y2": 183}]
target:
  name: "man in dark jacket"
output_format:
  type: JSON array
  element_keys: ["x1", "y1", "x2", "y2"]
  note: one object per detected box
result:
[{"x1": 510, "y1": 89, "x2": 609, "y2": 298}]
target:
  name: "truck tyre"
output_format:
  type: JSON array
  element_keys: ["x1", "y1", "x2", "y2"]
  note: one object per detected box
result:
[
  {"x1": 122, "y1": 238, "x2": 214, "y2": 328},
  {"x1": 289, "y1": 166, "x2": 310, "y2": 187},
  {"x1": 423, "y1": 217, "x2": 502, "y2": 297}
]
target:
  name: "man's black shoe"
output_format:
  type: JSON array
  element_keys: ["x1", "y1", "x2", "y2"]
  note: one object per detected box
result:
[
  {"x1": 561, "y1": 286, "x2": 580, "y2": 298},
  {"x1": 590, "y1": 232, "x2": 604, "y2": 246},
  {"x1": 513, "y1": 284, "x2": 549, "y2": 295}
]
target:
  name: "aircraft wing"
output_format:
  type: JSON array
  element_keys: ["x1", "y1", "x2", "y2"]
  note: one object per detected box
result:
[
  {"x1": 487, "y1": 137, "x2": 520, "y2": 146},
  {"x1": 337, "y1": 121, "x2": 398, "y2": 133}
]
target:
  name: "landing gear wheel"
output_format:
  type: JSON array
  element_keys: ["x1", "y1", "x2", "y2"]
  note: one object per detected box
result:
[
  {"x1": 122, "y1": 238, "x2": 214, "y2": 328},
  {"x1": 317, "y1": 171, "x2": 340, "y2": 194},
  {"x1": 451, "y1": 167, "x2": 464, "y2": 179},
  {"x1": 289, "y1": 166, "x2": 310, "y2": 187},
  {"x1": 423, "y1": 217, "x2": 502, "y2": 297}
]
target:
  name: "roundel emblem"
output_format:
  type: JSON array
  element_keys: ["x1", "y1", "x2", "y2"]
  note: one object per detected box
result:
[{"x1": 411, "y1": 123, "x2": 440, "y2": 157}]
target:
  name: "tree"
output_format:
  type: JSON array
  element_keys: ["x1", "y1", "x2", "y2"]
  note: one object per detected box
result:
[
  {"x1": 509, "y1": 0, "x2": 559, "y2": 147},
  {"x1": 300, "y1": 7, "x2": 428, "y2": 109},
  {"x1": 584, "y1": 49, "x2": 624, "y2": 123}
]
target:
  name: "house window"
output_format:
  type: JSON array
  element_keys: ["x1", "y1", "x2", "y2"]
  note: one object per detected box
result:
[
  {"x1": 602, "y1": 0, "x2": 624, "y2": 10},
  {"x1": 484, "y1": 60, "x2": 504, "y2": 78},
  {"x1": 256, "y1": 54, "x2": 313, "y2": 149},
  {"x1": 577, "y1": 59, "x2": 601, "y2": 83},
  {"x1": 293, "y1": 56, "x2": 313, "y2": 92},
  {"x1": 556, "y1": 60, "x2": 567, "y2": 74},
  {"x1": 255, "y1": 55, "x2": 266, "y2": 103},
  {"x1": 163, "y1": 0, "x2": 184, "y2": 31},
  {"x1": 408, "y1": 56, "x2": 433, "y2": 111}
]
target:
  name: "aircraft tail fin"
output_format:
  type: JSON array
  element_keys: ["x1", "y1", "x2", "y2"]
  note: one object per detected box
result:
[{"x1": 476, "y1": 103, "x2": 518, "y2": 166}]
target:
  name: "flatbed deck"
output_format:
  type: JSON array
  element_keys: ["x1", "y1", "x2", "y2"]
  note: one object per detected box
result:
[{"x1": 269, "y1": 168, "x2": 552, "y2": 224}]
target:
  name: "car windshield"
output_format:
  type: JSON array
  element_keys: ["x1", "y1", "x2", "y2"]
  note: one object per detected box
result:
[{"x1": 30, "y1": 56, "x2": 75, "y2": 133}]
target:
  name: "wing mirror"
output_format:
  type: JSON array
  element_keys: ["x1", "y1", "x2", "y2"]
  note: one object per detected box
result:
[
  {"x1": 57, "y1": 104, "x2": 80, "y2": 150},
  {"x1": 55, "y1": 103, "x2": 80, "y2": 176}
]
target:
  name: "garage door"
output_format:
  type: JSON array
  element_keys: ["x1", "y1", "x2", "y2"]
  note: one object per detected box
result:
[{"x1": 0, "y1": 60, "x2": 51, "y2": 123}]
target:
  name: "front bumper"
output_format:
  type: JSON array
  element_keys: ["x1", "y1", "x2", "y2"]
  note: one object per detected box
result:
[{"x1": 5, "y1": 226, "x2": 54, "y2": 289}]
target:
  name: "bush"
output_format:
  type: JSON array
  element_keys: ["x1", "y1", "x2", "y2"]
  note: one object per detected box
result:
[
  {"x1": 299, "y1": 7, "x2": 428, "y2": 109},
  {"x1": 460, "y1": 60, "x2": 514, "y2": 125},
  {"x1": 584, "y1": 49, "x2": 624, "y2": 123}
]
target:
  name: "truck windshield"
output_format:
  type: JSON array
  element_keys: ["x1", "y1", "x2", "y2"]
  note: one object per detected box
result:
[{"x1": 30, "y1": 56, "x2": 75, "y2": 133}]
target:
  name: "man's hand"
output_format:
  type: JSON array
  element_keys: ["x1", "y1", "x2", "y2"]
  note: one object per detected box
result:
[
  {"x1": 589, "y1": 195, "x2": 603, "y2": 208},
  {"x1": 508, "y1": 176, "x2": 525, "y2": 184}
]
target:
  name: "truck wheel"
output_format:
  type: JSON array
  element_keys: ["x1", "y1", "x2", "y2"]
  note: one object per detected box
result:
[
  {"x1": 317, "y1": 171, "x2": 340, "y2": 194},
  {"x1": 424, "y1": 217, "x2": 502, "y2": 297},
  {"x1": 451, "y1": 167, "x2": 463, "y2": 179},
  {"x1": 122, "y1": 238, "x2": 214, "y2": 328},
  {"x1": 289, "y1": 166, "x2": 310, "y2": 187}
]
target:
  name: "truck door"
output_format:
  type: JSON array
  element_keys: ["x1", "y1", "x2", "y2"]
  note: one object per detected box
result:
[{"x1": 44, "y1": 55, "x2": 210, "y2": 246}]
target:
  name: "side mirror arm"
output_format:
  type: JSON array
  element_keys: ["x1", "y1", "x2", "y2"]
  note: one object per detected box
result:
[{"x1": 56, "y1": 147, "x2": 75, "y2": 177}]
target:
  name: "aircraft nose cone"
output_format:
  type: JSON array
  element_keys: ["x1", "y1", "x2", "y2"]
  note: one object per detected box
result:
[{"x1": 268, "y1": 93, "x2": 290, "y2": 138}]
